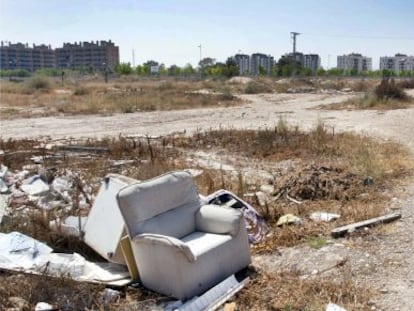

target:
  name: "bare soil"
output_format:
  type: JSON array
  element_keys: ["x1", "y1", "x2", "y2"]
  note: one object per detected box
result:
[{"x1": 1, "y1": 90, "x2": 414, "y2": 310}]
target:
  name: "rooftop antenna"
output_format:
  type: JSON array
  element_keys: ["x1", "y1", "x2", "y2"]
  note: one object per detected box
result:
[{"x1": 291, "y1": 32, "x2": 300, "y2": 55}]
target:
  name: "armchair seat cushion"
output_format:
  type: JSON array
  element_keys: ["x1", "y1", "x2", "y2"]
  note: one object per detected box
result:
[{"x1": 181, "y1": 232, "x2": 232, "y2": 258}]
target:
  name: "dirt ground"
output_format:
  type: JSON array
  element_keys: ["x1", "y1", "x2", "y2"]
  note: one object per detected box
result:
[{"x1": 1, "y1": 90, "x2": 414, "y2": 309}]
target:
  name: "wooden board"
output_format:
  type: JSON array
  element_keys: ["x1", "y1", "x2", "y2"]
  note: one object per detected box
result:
[{"x1": 331, "y1": 212, "x2": 401, "y2": 238}]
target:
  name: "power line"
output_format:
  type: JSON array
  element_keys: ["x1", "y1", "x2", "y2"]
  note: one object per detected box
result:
[{"x1": 305, "y1": 33, "x2": 414, "y2": 40}]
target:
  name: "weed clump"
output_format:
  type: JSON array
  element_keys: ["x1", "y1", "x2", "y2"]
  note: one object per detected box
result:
[
  {"x1": 374, "y1": 78, "x2": 407, "y2": 101},
  {"x1": 25, "y1": 76, "x2": 52, "y2": 92},
  {"x1": 244, "y1": 81, "x2": 272, "y2": 94}
]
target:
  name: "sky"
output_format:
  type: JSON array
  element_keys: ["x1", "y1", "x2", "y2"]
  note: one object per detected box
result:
[{"x1": 1, "y1": 0, "x2": 413, "y2": 69}]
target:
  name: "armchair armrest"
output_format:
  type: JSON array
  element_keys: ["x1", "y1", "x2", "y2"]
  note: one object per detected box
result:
[
  {"x1": 132, "y1": 233, "x2": 196, "y2": 262},
  {"x1": 195, "y1": 204, "x2": 242, "y2": 237}
]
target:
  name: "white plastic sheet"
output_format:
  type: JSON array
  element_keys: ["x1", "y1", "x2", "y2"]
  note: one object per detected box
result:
[{"x1": 0, "y1": 232, "x2": 130, "y2": 284}]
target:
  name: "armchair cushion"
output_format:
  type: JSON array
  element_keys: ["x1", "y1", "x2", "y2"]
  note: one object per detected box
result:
[
  {"x1": 117, "y1": 171, "x2": 200, "y2": 238},
  {"x1": 196, "y1": 204, "x2": 242, "y2": 237},
  {"x1": 133, "y1": 233, "x2": 196, "y2": 262}
]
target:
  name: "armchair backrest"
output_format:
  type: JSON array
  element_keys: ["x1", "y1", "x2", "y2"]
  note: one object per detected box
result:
[{"x1": 116, "y1": 171, "x2": 201, "y2": 239}]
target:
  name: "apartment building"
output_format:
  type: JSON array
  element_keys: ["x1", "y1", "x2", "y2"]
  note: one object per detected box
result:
[
  {"x1": 303, "y1": 54, "x2": 321, "y2": 73},
  {"x1": 0, "y1": 40, "x2": 119, "y2": 71},
  {"x1": 55, "y1": 40, "x2": 119, "y2": 70},
  {"x1": 233, "y1": 54, "x2": 250, "y2": 75},
  {"x1": 250, "y1": 53, "x2": 274, "y2": 75},
  {"x1": 337, "y1": 53, "x2": 372, "y2": 72},
  {"x1": 380, "y1": 54, "x2": 414, "y2": 74},
  {"x1": 0, "y1": 41, "x2": 55, "y2": 72}
]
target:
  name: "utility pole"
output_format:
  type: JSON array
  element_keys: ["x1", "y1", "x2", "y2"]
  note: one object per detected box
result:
[
  {"x1": 290, "y1": 32, "x2": 300, "y2": 56},
  {"x1": 132, "y1": 49, "x2": 135, "y2": 67}
]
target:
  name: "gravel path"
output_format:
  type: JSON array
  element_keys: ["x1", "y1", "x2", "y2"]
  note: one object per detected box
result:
[{"x1": 1, "y1": 90, "x2": 413, "y2": 309}]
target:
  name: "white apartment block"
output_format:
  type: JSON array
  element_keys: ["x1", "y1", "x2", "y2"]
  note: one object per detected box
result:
[
  {"x1": 233, "y1": 54, "x2": 250, "y2": 75},
  {"x1": 337, "y1": 53, "x2": 372, "y2": 72},
  {"x1": 303, "y1": 54, "x2": 321, "y2": 73},
  {"x1": 380, "y1": 54, "x2": 414, "y2": 74}
]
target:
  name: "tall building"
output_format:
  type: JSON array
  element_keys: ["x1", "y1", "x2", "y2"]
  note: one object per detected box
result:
[
  {"x1": 0, "y1": 41, "x2": 55, "y2": 72},
  {"x1": 233, "y1": 54, "x2": 250, "y2": 75},
  {"x1": 303, "y1": 54, "x2": 321, "y2": 73},
  {"x1": 380, "y1": 54, "x2": 414, "y2": 74},
  {"x1": 337, "y1": 53, "x2": 372, "y2": 73},
  {"x1": 250, "y1": 53, "x2": 274, "y2": 75},
  {"x1": 282, "y1": 52, "x2": 321, "y2": 72},
  {"x1": 55, "y1": 40, "x2": 119, "y2": 70}
]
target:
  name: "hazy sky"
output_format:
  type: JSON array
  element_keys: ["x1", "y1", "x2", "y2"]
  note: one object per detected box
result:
[{"x1": 1, "y1": 0, "x2": 413, "y2": 69}]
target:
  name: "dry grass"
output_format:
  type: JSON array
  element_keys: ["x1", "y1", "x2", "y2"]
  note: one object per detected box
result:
[
  {"x1": 0, "y1": 78, "x2": 240, "y2": 119},
  {"x1": 319, "y1": 79, "x2": 413, "y2": 110},
  {"x1": 237, "y1": 265, "x2": 372, "y2": 310}
]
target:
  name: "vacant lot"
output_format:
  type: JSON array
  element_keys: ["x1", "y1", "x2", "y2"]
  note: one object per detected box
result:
[{"x1": 1, "y1": 77, "x2": 414, "y2": 310}]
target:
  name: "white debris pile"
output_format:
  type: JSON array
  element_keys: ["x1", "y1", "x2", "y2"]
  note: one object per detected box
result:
[{"x1": 0, "y1": 164, "x2": 95, "y2": 230}]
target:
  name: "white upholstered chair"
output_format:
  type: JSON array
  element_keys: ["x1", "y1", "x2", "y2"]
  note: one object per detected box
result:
[{"x1": 116, "y1": 171, "x2": 251, "y2": 300}]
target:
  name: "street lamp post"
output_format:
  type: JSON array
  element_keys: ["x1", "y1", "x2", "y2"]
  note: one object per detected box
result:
[{"x1": 198, "y1": 44, "x2": 202, "y2": 80}]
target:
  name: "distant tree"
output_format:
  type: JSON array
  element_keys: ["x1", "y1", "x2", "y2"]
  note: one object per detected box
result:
[
  {"x1": 199, "y1": 57, "x2": 216, "y2": 68},
  {"x1": 276, "y1": 56, "x2": 302, "y2": 76},
  {"x1": 316, "y1": 68, "x2": 326, "y2": 76},
  {"x1": 115, "y1": 62, "x2": 133, "y2": 75},
  {"x1": 258, "y1": 66, "x2": 267, "y2": 76},
  {"x1": 183, "y1": 63, "x2": 195, "y2": 76},
  {"x1": 222, "y1": 57, "x2": 239, "y2": 78},
  {"x1": 168, "y1": 65, "x2": 181, "y2": 76}
]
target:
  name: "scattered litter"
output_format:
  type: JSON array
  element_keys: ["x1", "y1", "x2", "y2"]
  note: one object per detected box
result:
[
  {"x1": 35, "y1": 302, "x2": 54, "y2": 311},
  {"x1": 206, "y1": 189, "x2": 268, "y2": 244},
  {"x1": 20, "y1": 176, "x2": 50, "y2": 196},
  {"x1": 49, "y1": 216, "x2": 88, "y2": 237},
  {"x1": 101, "y1": 288, "x2": 121, "y2": 304},
  {"x1": 363, "y1": 176, "x2": 374, "y2": 186},
  {"x1": 277, "y1": 214, "x2": 302, "y2": 226},
  {"x1": 331, "y1": 212, "x2": 401, "y2": 238},
  {"x1": 326, "y1": 302, "x2": 347, "y2": 311},
  {"x1": 310, "y1": 211, "x2": 340, "y2": 222}
]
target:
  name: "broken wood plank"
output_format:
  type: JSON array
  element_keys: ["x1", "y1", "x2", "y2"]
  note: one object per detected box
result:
[
  {"x1": 59, "y1": 145, "x2": 109, "y2": 154},
  {"x1": 331, "y1": 212, "x2": 401, "y2": 238}
]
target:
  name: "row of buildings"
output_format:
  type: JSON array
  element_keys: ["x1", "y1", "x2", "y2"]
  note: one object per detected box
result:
[
  {"x1": 0, "y1": 40, "x2": 119, "y2": 72},
  {"x1": 232, "y1": 52, "x2": 321, "y2": 75},
  {"x1": 0, "y1": 40, "x2": 413, "y2": 75},
  {"x1": 334, "y1": 53, "x2": 413, "y2": 74}
]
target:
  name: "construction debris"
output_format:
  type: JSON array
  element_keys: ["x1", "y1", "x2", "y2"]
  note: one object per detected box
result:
[
  {"x1": 277, "y1": 214, "x2": 302, "y2": 226},
  {"x1": 331, "y1": 212, "x2": 402, "y2": 238}
]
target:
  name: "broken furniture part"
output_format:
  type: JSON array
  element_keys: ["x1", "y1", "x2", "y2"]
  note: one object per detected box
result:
[
  {"x1": 169, "y1": 273, "x2": 250, "y2": 311},
  {"x1": 116, "y1": 171, "x2": 251, "y2": 300},
  {"x1": 84, "y1": 174, "x2": 139, "y2": 264},
  {"x1": 331, "y1": 212, "x2": 402, "y2": 238},
  {"x1": 205, "y1": 189, "x2": 268, "y2": 244},
  {"x1": 120, "y1": 235, "x2": 139, "y2": 280}
]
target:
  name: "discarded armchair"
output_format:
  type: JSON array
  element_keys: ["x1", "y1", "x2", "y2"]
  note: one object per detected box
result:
[{"x1": 116, "y1": 171, "x2": 251, "y2": 300}]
